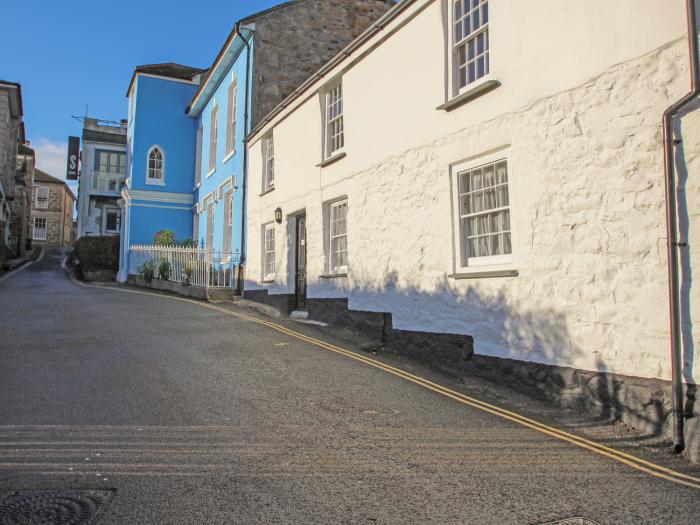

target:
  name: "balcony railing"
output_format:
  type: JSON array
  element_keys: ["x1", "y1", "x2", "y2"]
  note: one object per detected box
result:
[{"x1": 91, "y1": 171, "x2": 125, "y2": 193}]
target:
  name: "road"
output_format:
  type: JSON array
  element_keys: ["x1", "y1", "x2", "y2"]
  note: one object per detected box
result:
[{"x1": 0, "y1": 249, "x2": 699, "y2": 524}]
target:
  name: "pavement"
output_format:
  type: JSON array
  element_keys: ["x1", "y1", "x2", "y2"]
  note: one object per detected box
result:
[{"x1": 0, "y1": 248, "x2": 700, "y2": 524}]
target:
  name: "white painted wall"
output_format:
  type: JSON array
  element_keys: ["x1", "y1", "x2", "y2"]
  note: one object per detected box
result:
[
  {"x1": 78, "y1": 141, "x2": 125, "y2": 237},
  {"x1": 245, "y1": 0, "x2": 698, "y2": 382}
]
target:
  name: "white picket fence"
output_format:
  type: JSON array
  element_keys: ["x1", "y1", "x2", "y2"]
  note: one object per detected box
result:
[{"x1": 128, "y1": 244, "x2": 241, "y2": 288}]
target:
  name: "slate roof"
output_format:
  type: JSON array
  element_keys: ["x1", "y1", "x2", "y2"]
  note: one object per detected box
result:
[
  {"x1": 126, "y1": 62, "x2": 207, "y2": 96},
  {"x1": 82, "y1": 128, "x2": 127, "y2": 145}
]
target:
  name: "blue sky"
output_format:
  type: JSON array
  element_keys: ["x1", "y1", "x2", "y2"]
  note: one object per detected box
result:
[{"x1": 0, "y1": 0, "x2": 282, "y2": 186}]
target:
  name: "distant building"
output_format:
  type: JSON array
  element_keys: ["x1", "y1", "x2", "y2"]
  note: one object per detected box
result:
[
  {"x1": 30, "y1": 169, "x2": 75, "y2": 246},
  {"x1": 76, "y1": 118, "x2": 127, "y2": 238},
  {"x1": 0, "y1": 79, "x2": 32, "y2": 262}
]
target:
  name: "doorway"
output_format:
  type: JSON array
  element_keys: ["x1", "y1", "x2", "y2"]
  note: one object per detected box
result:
[{"x1": 294, "y1": 214, "x2": 307, "y2": 310}]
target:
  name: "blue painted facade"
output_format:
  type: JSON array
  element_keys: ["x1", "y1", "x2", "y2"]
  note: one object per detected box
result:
[
  {"x1": 189, "y1": 30, "x2": 254, "y2": 257},
  {"x1": 117, "y1": 72, "x2": 199, "y2": 281}
]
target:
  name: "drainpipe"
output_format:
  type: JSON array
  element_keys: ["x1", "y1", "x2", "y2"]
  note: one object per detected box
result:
[
  {"x1": 663, "y1": 0, "x2": 698, "y2": 453},
  {"x1": 236, "y1": 23, "x2": 252, "y2": 295}
]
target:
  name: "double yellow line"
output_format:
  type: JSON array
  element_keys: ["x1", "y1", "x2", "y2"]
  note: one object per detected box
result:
[{"x1": 65, "y1": 265, "x2": 700, "y2": 490}]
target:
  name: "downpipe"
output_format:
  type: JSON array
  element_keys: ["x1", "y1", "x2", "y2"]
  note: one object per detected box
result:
[
  {"x1": 663, "y1": 0, "x2": 699, "y2": 453},
  {"x1": 236, "y1": 23, "x2": 252, "y2": 296}
]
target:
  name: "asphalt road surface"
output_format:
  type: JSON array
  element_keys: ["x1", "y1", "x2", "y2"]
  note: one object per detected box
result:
[{"x1": 0, "y1": 249, "x2": 699, "y2": 524}]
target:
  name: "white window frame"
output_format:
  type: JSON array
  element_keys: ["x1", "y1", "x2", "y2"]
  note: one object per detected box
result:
[
  {"x1": 33, "y1": 217, "x2": 47, "y2": 240},
  {"x1": 451, "y1": 149, "x2": 514, "y2": 274},
  {"x1": 146, "y1": 145, "x2": 165, "y2": 186},
  {"x1": 323, "y1": 80, "x2": 344, "y2": 159},
  {"x1": 103, "y1": 208, "x2": 121, "y2": 234},
  {"x1": 225, "y1": 78, "x2": 237, "y2": 159},
  {"x1": 206, "y1": 202, "x2": 215, "y2": 250},
  {"x1": 327, "y1": 199, "x2": 348, "y2": 275},
  {"x1": 450, "y1": 0, "x2": 491, "y2": 97},
  {"x1": 262, "y1": 222, "x2": 276, "y2": 281},
  {"x1": 262, "y1": 132, "x2": 275, "y2": 191},
  {"x1": 222, "y1": 190, "x2": 233, "y2": 254},
  {"x1": 208, "y1": 104, "x2": 218, "y2": 176},
  {"x1": 35, "y1": 186, "x2": 49, "y2": 208}
]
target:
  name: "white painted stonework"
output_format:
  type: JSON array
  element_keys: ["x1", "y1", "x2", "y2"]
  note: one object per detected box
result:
[{"x1": 245, "y1": 0, "x2": 699, "y2": 383}]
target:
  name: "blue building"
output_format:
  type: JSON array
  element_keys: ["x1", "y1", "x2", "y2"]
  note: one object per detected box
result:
[
  {"x1": 117, "y1": 0, "x2": 396, "y2": 288},
  {"x1": 117, "y1": 64, "x2": 205, "y2": 281}
]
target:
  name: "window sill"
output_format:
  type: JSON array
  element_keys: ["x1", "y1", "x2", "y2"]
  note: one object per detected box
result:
[
  {"x1": 259, "y1": 186, "x2": 275, "y2": 197},
  {"x1": 319, "y1": 273, "x2": 348, "y2": 279},
  {"x1": 449, "y1": 267, "x2": 518, "y2": 279},
  {"x1": 437, "y1": 79, "x2": 501, "y2": 112},
  {"x1": 145, "y1": 180, "x2": 165, "y2": 187},
  {"x1": 206, "y1": 168, "x2": 216, "y2": 178},
  {"x1": 316, "y1": 151, "x2": 347, "y2": 168},
  {"x1": 260, "y1": 279, "x2": 275, "y2": 284},
  {"x1": 222, "y1": 150, "x2": 235, "y2": 164}
]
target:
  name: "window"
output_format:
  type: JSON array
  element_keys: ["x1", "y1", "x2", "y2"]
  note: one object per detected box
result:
[
  {"x1": 104, "y1": 209, "x2": 121, "y2": 234},
  {"x1": 35, "y1": 187, "x2": 49, "y2": 208},
  {"x1": 263, "y1": 132, "x2": 274, "y2": 191},
  {"x1": 324, "y1": 82, "x2": 344, "y2": 158},
  {"x1": 223, "y1": 190, "x2": 233, "y2": 253},
  {"x1": 206, "y1": 202, "x2": 215, "y2": 249},
  {"x1": 453, "y1": 0, "x2": 489, "y2": 92},
  {"x1": 328, "y1": 200, "x2": 348, "y2": 274},
  {"x1": 33, "y1": 217, "x2": 47, "y2": 240},
  {"x1": 226, "y1": 79, "x2": 237, "y2": 156},
  {"x1": 147, "y1": 147, "x2": 164, "y2": 184},
  {"x1": 96, "y1": 150, "x2": 126, "y2": 174},
  {"x1": 263, "y1": 223, "x2": 276, "y2": 280},
  {"x1": 454, "y1": 155, "x2": 511, "y2": 268},
  {"x1": 209, "y1": 105, "x2": 218, "y2": 173}
]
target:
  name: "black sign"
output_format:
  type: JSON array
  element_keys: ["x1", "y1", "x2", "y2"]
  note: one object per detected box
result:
[{"x1": 66, "y1": 136, "x2": 80, "y2": 180}]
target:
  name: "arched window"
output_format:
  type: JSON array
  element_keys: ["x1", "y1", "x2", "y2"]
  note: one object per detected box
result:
[{"x1": 147, "y1": 146, "x2": 164, "y2": 184}]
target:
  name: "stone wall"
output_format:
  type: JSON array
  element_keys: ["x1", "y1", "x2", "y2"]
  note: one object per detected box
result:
[{"x1": 250, "y1": 0, "x2": 395, "y2": 127}]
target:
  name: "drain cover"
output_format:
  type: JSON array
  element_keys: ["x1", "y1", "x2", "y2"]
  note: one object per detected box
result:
[
  {"x1": 540, "y1": 519, "x2": 600, "y2": 525},
  {"x1": 0, "y1": 490, "x2": 113, "y2": 525}
]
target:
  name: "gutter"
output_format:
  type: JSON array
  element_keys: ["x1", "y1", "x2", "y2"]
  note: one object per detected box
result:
[
  {"x1": 663, "y1": 0, "x2": 699, "y2": 453},
  {"x1": 236, "y1": 23, "x2": 253, "y2": 295}
]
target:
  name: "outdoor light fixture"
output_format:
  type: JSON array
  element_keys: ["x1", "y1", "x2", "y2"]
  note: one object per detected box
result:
[{"x1": 274, "y1": 207, "x2": 283, "y2": 224}]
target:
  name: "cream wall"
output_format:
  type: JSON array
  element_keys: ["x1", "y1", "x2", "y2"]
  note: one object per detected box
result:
[{"x1": 246, "y1": 0, "x2": 697, "y2": 382}]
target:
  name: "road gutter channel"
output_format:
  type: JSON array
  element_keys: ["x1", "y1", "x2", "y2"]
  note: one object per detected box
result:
[
  {"x1": 0, "y1": 248, "x2": 44, "y2": 284},
  {"x1": 60, "y1": 257, "x2": 700, "y2": 490}
]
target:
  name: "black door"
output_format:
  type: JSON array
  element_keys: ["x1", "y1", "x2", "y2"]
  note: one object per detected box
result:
[{"x1": 295, "y1": 214, "x2": 307, "y2": 310}]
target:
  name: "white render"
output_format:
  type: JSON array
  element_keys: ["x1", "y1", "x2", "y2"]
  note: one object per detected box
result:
[{"x1": 245, "y1": 0, "x2": 699, "y2": 383}]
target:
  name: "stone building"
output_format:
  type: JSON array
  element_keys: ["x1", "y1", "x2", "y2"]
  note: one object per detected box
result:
[
  {"x1": 76, "y1": 118, "x2": 127, "y2": 238},
  {"x1": 13, "y1": 143, "x2": 35, "y2": 256},
  {"x1": 244, "y1": 0, "x2": 700, "y2": 452},
  {"x1": 30, "y1": 169, "x2": 75, "y2": 247},
  {"x1": 0, "y1": 79, "x2": 30, "y2": 262}
]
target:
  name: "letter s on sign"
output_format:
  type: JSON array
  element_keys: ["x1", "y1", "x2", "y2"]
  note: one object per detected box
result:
[{"x1": 69, "y1": 155, "x2": 77, "y2": 170}]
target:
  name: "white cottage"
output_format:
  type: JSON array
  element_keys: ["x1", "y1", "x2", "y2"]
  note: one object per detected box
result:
[{"x1": 244, "y1": 0, "x2": 700, "y2": 454}]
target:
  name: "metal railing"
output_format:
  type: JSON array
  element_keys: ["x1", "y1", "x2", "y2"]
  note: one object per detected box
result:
[
  {"x1": 91, "y1": 171, "x2": 125, "y2": 193},
  {"x1": 128, "y1": 244, "x2": 241, "y2": 288}
]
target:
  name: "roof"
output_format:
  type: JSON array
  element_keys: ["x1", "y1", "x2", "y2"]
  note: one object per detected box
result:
[
  {"x1": 82, "y1": 128, "x2": 127, "y2": 145},
  {"x1": 17, "y1": 144, "x2": 35, "y2": 156},
  {"x1": 247, "y1": 0, "x2": 410, "y2": 141},
  {"x1": 126, "y1": 62, "x2": 207, "y2": 97},
  {"x1": 34, "y1": 169, "x2": 76, "y2": 201}
]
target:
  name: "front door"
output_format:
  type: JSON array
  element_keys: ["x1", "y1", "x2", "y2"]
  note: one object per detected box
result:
[{"x1": 295, "y1": 214, "x2": 307, "y2": 310}]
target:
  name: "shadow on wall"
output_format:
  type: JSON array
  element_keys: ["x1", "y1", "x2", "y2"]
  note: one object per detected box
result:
[{"x1": 305, "y1": 269, "x2": 687, "y2": 442}]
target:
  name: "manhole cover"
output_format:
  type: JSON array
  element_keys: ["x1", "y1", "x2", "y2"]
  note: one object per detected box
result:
[
  {"x1": 0, "y1": 490, "x2": 113, "y2": 525},
  {"x1": 540, "y1": 519, "x2": 600, "y2": 525}
]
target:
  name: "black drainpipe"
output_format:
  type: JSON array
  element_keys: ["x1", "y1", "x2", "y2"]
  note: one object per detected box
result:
[
  {"x1": 236, "y1": 23, "x2": 252, "y2": 296},
  {"x1": 663, "y1": 0, "x2": 698, "y2": 453}
]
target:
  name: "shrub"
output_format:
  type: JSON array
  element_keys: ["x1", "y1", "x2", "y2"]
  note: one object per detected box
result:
[
  {"x1": 154, "y1": 230, "x2": 176, "y2": 246},
  {"x1": 138, "y1": 259, "x2": 156, "y2": 283},
  {"x1": 158, "y1": 258, "x2": 172, "y2": 281},
  {"x1": 73, "y1": 236, "x2": 119, "y2": 273},
  {"x1": 179, "y1": 237, "x2": 195, "y2": 248},
  {"x1": 181, "y1": 265, "x2": 193, "y2": 286}
]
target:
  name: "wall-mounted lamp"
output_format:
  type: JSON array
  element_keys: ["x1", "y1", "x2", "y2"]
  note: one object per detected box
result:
[{"x1": 274, "y1": 207, "x2": 282, "y2": 224}]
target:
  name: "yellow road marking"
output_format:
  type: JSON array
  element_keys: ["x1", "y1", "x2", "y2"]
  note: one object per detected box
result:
[{"x1": 61, "y1": 261, "x2": 700, "y2": 490}]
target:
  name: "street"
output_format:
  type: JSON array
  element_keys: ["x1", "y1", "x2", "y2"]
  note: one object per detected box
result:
[{"x1": 0, "y1": 249, "x2": 699, "y2": 524}]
